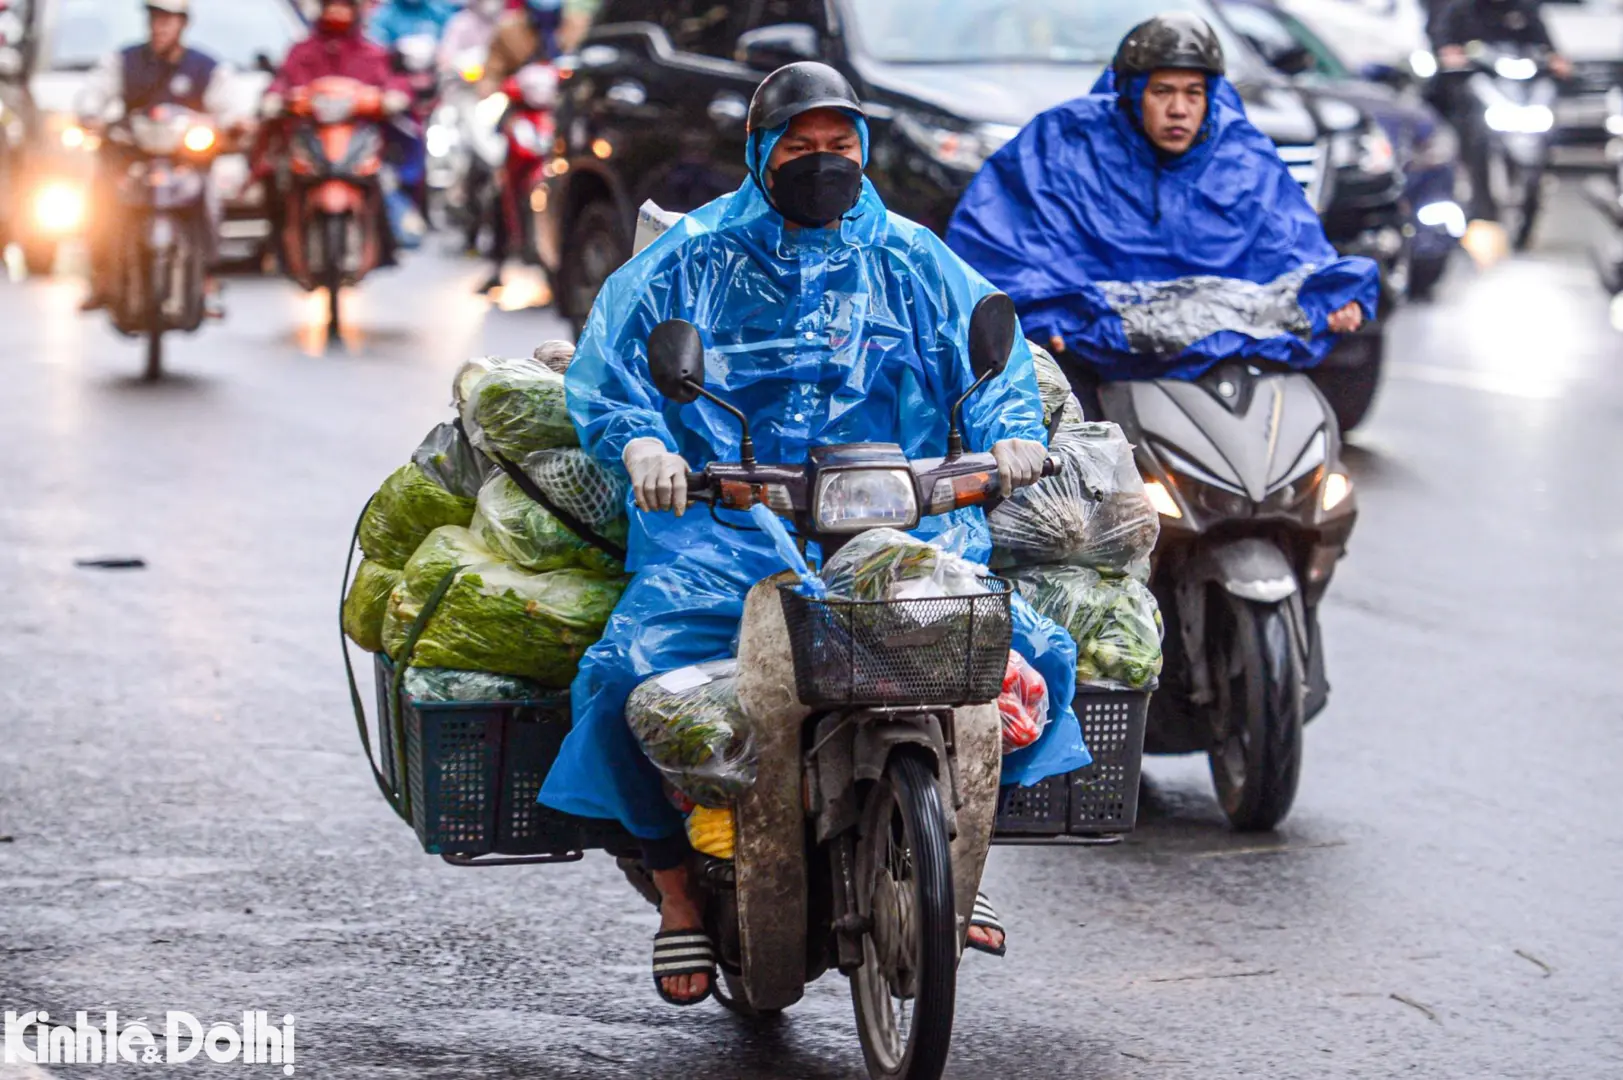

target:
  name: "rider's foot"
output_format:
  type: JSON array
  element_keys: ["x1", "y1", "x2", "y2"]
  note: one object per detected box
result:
[
  {"x1": 651, "y1": 865, "x2": 711, "y2": 1004},
  {"x1": 967, "y1": 924, "x2": 1006, "y2": 953}
]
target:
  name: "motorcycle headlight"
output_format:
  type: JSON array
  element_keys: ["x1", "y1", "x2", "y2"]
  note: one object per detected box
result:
[
  {"x1": 814, "y1": 469, "x2": 920, "y2": 534},
  {"x1": 1484, "y1": 102, "x2": 1554, "y2": 134},
  {"x1": 895, "y1": 112, "x2": 1019, "y2": 173},
  {"x1": 1329, "y1": 123, "x2": 1396, "y2": 177},
  {"x1": 1494, "y1": 56, "x2": 1538, "y2": 81}
]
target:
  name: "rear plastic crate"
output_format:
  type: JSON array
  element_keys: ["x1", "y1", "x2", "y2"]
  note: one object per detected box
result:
[{"x1": 995, "y1": 686, "x2": 1150, "y2": 838}]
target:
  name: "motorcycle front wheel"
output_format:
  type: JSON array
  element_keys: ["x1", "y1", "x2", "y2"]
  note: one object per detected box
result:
[
  {"x1": 324, "y1": 213, "x2": 346, "y2": 340},
  {"x1": 851, "y1": 751, "x2": 957, "y2": 1080},
  {"x1": 1208, "y1": 592, "x2": 1307, "y2": 832},
  {"x1": 145, "y1": 244, "x2": 169, "y2": 381}
]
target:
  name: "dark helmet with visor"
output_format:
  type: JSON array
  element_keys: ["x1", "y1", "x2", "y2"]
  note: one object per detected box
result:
[
  {"x1": 1112, "y1": 13, "x2": 1226, "y2": 85},
  {"x1": 747, "y1": 61, "x2": 865, "y2": 135}
]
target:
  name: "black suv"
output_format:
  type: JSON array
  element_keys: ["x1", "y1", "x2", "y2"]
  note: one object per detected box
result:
[{"x1": 540, "y1": 0, "x2": 1405, "y2": 430}]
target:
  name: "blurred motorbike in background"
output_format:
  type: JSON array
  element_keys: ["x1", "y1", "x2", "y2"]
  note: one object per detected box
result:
[
  {"x1": 500, "y1": 62, "x2": 558, "y2": 266},
  {"x1": 1586, "y1": 86, "x2": 1623, "y2": 295},
  {"x1": 435, "y1": 46, "x2": 507, "y2": 253},
  {"x1": 102, "y1": 103, "x2": 224, "y2": 381},
  {"x1": 281, "y1": 77, "x2": 390, "y2": 341}
]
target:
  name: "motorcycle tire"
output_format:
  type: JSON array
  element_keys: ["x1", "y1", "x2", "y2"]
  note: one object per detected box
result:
[
  {"x1": 1207, "y1": 592, "x2": 1307, "y2": 832},
  {"x1": 714, "y1": 970, "x2": 784, "y2": 1021},
  {"x1": 851, "y1": 751, "x2": 957, "y2": 1080},
  {"x1": 144, "y1": 245, "x2": 168, "y2": 382},
  {"x1": 1309, "y1": 330, "x2": 1384, "y2": 433},
  {"x1": 324, "y1": 214, "x2": 346, "y2": 341},
  {"x1": 1512, "y1": 170, "x2": 1544, "y2": 253},
  {"x1": 1407, "y1": 252, "x2": 1450, "y2": 302},
  {"x1": 557, "y1": 199, "x2": 628, "y2": 336}
]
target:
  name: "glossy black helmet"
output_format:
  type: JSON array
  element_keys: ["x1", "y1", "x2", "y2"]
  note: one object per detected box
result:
[
  {"x1": 1112, "y1": 13, "x2": 1226, "y2": 85},
  {"x1": 747, "y1": 61, "x2": 865, "y2": 135}
]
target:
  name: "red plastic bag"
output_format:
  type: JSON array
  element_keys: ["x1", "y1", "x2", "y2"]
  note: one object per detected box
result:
[{"x1": 999, "y1": 651, "x2": 1051, "y2": 753}]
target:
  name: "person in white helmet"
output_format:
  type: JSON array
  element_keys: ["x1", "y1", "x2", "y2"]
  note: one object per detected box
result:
[{"x1": 77, "y1": 0, "x2": 240, "y2": 316}]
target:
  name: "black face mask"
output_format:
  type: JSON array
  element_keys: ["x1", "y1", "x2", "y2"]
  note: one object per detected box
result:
[{"x1": 767, "y1": 152, "x2": 863, "y2": 228}]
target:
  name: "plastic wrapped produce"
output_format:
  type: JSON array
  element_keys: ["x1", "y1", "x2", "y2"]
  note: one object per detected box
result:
[
  {"x1": 343, "y1": 559, "x2": 403, "y2": 653},
  {"x1": 686, "y1": 805, "x2": 736, "y2": 859},
  {"x1": 627, "y1": 660, "x2": 756, "y2": 809},
  {"x1": 455, "y1": 355, "x2": 579, "y2": 458},
  {"x1": 402, "y1": 667, "x2": 549, "y2": 703},
  {"x1": 357, "y1": 463, "x2": 479, "y2": 570},
  {"x1": 382, "y1": 526, "x2": 625, "y2": 686},
  {"x1": 533, "y1": 340, "x2": 575, "y2": 376},
  {"x1": 469, "y1": 471, "x2": 627, "y2": 576},
  {"x1": 988, "y1": 423, "x2": 1158, "y2": 578},
  {"x1": 1029, "y1": 341, "x2": 1085, "y2": 435},
  {"x1": 410, "y1": 421, "x2": 494, "y2": 501},
  {"x1": 1009, "y1": 565, "x2": 1163, "y2": 688},
  {"x1": 999, "y1": 651, "x2": 1051, "y2": 753},
  {"x1": 820, "y1": 528, "x2": 987, "y2": 603}
]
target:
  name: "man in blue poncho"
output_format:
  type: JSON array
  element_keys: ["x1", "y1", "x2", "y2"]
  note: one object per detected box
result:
[
  {"x1": 946, "y1": 14, "x2": 1379, "y2": 396},
  {"x1": 541, "y1": 62, "x2": 1091, "y2": 1006}
]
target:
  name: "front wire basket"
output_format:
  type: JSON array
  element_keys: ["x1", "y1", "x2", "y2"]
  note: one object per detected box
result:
[{"x1": 777, "y1": 577, "x2": 1014, "y2": 707}]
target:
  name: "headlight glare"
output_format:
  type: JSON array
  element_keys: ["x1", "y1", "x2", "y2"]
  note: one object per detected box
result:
[
  {"x1": 896, "y1": 112, "x2": 1018, "y2": 172},
  {"x1": 1143, "y1": 478, "x2": 1183, "y2": 520},
  {"x1": 814, "y1": 469, "x2": 920, "y2": 533},
  {"x1": 1321, "y1": 472, "x2": 1353, "y2": 512}
]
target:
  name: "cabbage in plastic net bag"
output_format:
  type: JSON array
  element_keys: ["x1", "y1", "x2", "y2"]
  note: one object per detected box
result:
[
  {"x1": 343, "y1": 559, "x2": 403, "y2": 653},
  {"x1": 627, "y1": 660, "x2": 756, "y2": 809},
  {"x1": 517, "y1": 447, "x2": 630, "y2": 530},
  {"x1": 1008, "y1": 565, "x2": 1163, "y2": 689},
  {"x1": 469, "y1": 471, "x2": 627, "y2": 577},
  {"x1": 382, "y1": 526, "x2": 625, "y2": 686},
  {"x1": 358, "y1": 463, "x2": 479, "y2": 570},
  {"x1": 988, "y1": 423, "x2": 1159, "y2": 578},
  {"x1": 821, "y1": 528, "x2": 988, "y2": 603},
  {"x1": 410, "y1": 421, "x2": 494, "y2": 501},
  {"x1": 455, "y1": 355, "x2": 579, "y2": 459},
  {"x1": 402, "y1": 667, "x2": 549, "y2": 704},
  {"x1": 999, "y1": 650, "x2": 1051, "y2": 753}
]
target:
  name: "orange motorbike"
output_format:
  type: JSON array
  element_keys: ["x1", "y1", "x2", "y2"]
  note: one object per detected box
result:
[{"x1": 283, "y1": 77, "x2": 390, "y2": 340}]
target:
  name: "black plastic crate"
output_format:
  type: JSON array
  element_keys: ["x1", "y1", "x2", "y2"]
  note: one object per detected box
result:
[
  {"x1": 777, "y1": 579, "x2": 1013, "y2": 707},
  {"x1": 995, "y1": 686, "x2": 1150, "y2": 838},
  {"x1": 374, "y1": 656, "x2": 628, "y2": 858}
]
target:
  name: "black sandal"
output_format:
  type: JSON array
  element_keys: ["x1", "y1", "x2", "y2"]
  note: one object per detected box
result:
[
  {"x1": 652, "y1": 929, "x2": 717, "y2": 1006},
  {"x1": 967, "y1": 892, "x2": 1008, "y2": 958}
]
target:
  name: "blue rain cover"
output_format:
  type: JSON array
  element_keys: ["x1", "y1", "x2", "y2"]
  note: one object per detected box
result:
[
  {"x1": 541, "y1": 121, "x2": 1089, "y2": 836},
  {"x1": 946, "y1": 70, "x2": 1380, "y2": 382}
]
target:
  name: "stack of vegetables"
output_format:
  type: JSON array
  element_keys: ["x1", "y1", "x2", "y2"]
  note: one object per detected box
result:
[
  {"x1": 986, "y1": 346, "x2": 1165, "y2": 689},
  {"x1": 342, "y1": 346, "x2": 630, "y2": 700}
]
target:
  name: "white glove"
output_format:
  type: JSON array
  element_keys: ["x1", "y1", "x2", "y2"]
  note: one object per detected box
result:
[
  {"x1": 260, "y1": 92, "x2": 284, "y2": 119},
  {"x1": 382, "y1": 89, "x2": 411, "y2": 117},
  {"x1": 623, "y1": 437, "x2": 689, "y2": 516},
  {"x1": 992, "y1": 438, "x2": 1048, "y2": 497}
]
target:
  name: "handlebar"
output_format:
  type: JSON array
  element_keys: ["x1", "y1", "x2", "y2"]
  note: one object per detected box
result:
[{"x1": 681, "y1": 452, "x2": 1060, "y2": 512}]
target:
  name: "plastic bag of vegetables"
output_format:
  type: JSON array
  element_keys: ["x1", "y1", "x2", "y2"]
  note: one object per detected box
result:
[
  {"x1": 1008, "y1": 565, "x2": 1163, "y2": 689},
  {"x1": 999, "y1": 651, "x2": 1051, "y2": 753},
  {"x1": 382, "y1": 526, "x2": 625, "y2": 686},
  {"x1": 410, "y1": 421, "x2": 494, "y2": 501},
  {"x1": 627, "y1": 660, "x2": 756, "y2": 809},
  {"x1": 469, "y1": 470, "x2": 627, "y2": 576},
  {"x1": 821, "y1": 528, "x2": 988, "y2": 603},
  {"x1": 402, "y1": 667, "x2": 550, "y2": 704},
  {"x1": 455, "y1": 355, "x2": 579, "y2": 459},
  {"x1": 532, "y1": 340, "x2": 575, "y2": 375},
  {"x1": 343, "y1": 559, "x2": 403, "y2": 652},
  {"x1": 988, "y1": 423, "x2": 1159, "y2": 578},
  {"x1": 1029, "y1": 341, "x2": 1086, "y2": 437},
  {"x1": 358, "y1": 463, "x2": 479, "y2": 570}
]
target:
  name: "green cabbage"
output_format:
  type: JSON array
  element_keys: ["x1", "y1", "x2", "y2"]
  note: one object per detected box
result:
[
  {"x1": 357, "y1": 464, "x2": 478, "y2": 570},
  {"x1": 402, "y1": 667, "x2": 551, "y2": 704},
  {"x1": 342, "y1": 559, "x2": 403, "y2": 653},
  {"x1": 458, "y1": 356, "x2": 579, "y2": 458},
  {"x1": 383, "y1": 529, "x2": 626, "y2": 687},
  {"x1": 469, "y1": 472, "x2": 626, "y2": 576}
]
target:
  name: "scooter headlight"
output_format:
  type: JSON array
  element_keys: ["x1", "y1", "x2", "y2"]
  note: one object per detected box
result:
[
  {"x1": 1494, "y1": 56, "x2": 1539, "y2": 81},
  {"x1": 1484, "y1": 103, "x2": 1554, "y2": 134},
  {"x1": 814, "y1": 469, "x2": 920, "y2": 534}
]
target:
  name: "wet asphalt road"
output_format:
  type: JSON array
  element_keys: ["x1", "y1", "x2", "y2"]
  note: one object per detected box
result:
[{"x1": 2, "y1": 189, "x2": 1622, "y2": 1080}]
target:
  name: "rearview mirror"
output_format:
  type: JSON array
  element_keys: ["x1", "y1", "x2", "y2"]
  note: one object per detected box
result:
[
  {"x1": 735, "y1": 24, "x2": 820, "y2": 72},
  {"x1": 967, "y1": 293, "x2": 1016, "y2": 382},
  {"x1": 648, "y1": 319, "x2": 705, "y2": 404}
]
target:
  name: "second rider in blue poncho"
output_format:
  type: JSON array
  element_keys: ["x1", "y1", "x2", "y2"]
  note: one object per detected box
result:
[{"x1": 541, "y1": 62, "x2": 1092, "y2": 1006}]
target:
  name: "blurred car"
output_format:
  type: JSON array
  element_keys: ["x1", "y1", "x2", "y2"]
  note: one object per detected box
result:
[
  {"x1": 1219, "y1": 0, "x2": 1464, "y2": 297},
  {"x1": 14, "y1": 0, "x2": 305, "y2": 275},
  {"x1": 1276, "y1": 0, "x2": 1432, "y2": 72},
  {"x1": 541, "y1": 0, "x2": 1408, "y2": 430},
  {"x1": 1541, "y1": 0, "x2": 1623, "y2": 170}
]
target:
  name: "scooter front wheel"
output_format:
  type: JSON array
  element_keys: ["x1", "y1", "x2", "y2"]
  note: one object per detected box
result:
[
  {"x1": 1207, "y1": 592, "x2": 1307, "y2": 831},
  {"x1": 850, "y1": 751, "x2": 957, "y2": 1080}
]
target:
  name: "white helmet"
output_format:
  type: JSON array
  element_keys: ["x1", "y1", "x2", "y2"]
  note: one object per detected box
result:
[{"x1": 145, "y1": 0, "x2": 190, "y2": 14}]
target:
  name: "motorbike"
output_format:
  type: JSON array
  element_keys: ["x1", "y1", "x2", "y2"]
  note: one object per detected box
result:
[
  {"x1": 1445, "y1": 41, "x2": 1559, "y2": 251},
  {"x1": 389, "y1": 33, "x2": 439, "y2": 217},
  {"x1": 435, "y1": 46, "x2": 506, "y2": 250},
  {"x1": 1090, "y1": 359, "x2": 1358, "y2": 831},
  {"x1": 1585, "y1": 87, "x2": 1623, "y2": 295},
  {"x1": 102, "y1": 104, "x2": 223, "y2": 381},
  {"x1": 499, "y1": 63, "x2": 559, "y2": 265},
  {"x1": 281, "y1": 77, "x2": 390, "y2": 342}
]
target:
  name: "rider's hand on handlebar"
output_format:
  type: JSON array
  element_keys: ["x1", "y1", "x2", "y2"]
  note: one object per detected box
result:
[
  {"x1": 1437, "y1": 44, "x2": 1468, "y2": 71},
  {"x1": 624, "y1": 437, "x2": 690, "y2": 517},
  {"x1": 1327, "y1": 301, "x2": 1363, "y2": 335},
  {"x1": 992, "y1": 438, "x2": 1049, "y2": 497}
]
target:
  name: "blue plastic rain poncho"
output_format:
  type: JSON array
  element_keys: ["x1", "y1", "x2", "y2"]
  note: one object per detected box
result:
[
  {"x1": 946, "y1": 70, "x2": 1380, "y2": 382},
  {"x1": 367, "y1": 0, "x2": 457, "y2": 47},
  {"x1": 539, "y1": 116, "x2": 1091, "y2": 840}
]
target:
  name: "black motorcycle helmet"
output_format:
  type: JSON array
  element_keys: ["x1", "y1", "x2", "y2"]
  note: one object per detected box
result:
[
  {"x1": 747, "y1": 61, "x2": 866, "y2": 136},
  {"x1": 1112, "y1": 12, "x2": 1226, "y2": 85}
]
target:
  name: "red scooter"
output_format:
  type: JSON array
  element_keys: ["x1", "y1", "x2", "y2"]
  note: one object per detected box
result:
[{"x1": 498, "y1": 63, "x2": 557, "y2": 265}]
